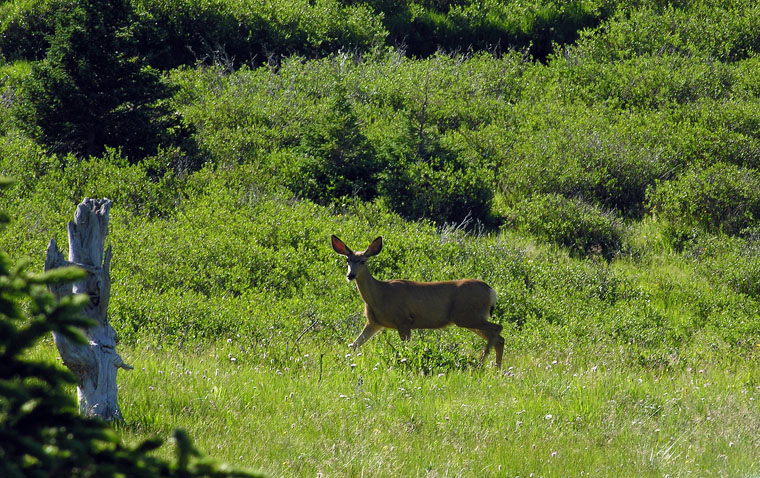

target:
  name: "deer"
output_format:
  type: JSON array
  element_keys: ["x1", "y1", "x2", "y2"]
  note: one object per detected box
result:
[{"x1": 331, "y1": 235, "x2": 504, "y2": 368}]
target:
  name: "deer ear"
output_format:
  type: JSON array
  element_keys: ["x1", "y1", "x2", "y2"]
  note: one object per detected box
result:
[
  {"x1": 366, "y1": 236, "x2": 383, "y2": 257},
  {"x1": 331, "y1": 235, "x2": 352, "y2": 256}
]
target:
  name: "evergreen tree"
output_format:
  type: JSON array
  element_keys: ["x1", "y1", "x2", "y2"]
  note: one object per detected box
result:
[{"x1": 16, "y1": 0, "x2": 180, "y2": 161}]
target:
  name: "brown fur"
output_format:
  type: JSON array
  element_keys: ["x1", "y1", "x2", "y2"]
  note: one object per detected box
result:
[{"x1": 331, "y1": 235, "x2": 504, "y2": 367}]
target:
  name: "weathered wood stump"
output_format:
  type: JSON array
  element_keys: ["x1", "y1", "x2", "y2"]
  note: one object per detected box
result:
[{"x1": 44, "y1": 198, "x2": 131, "y2": 421}]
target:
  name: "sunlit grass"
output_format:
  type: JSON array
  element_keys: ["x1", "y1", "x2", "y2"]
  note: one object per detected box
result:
[{"x1": 32, "y1": 338, "x2": 760, "y2": 477}]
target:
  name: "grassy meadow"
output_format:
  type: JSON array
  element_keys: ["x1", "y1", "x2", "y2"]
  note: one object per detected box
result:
[{"x1": 3, "y1": 0, "x2": 760, "y2": 476}]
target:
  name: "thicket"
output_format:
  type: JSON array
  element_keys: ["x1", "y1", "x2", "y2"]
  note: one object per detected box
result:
[
  {"x1": 3, "y1": 1, "x2": 760, "y2": 227},
  {"x1": 648, "y1": 162, "x2": 760, "y2": 241},
  {"x1": 0, "y1": 0, "x2": 609, "y2": 67},
  {"x1": 506, "y1": 193, "x2": 624, "y2": 258},
  {"x1": 0, "y1": 0, "x2": 759, "y2": 366}
]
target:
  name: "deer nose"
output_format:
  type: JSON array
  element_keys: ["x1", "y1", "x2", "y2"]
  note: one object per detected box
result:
[{"x1": 347, "y1": 273, "x2": 356, "y2": 281}]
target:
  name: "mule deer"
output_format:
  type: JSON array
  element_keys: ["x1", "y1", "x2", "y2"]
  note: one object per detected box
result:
[{"x1": 331, "y1": 235, "x2": 504, "y2": 367}]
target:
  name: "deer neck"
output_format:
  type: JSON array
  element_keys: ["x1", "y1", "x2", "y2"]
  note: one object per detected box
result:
[{"x1": 354, "y1": 269, "x2": 382, "y2": 308}]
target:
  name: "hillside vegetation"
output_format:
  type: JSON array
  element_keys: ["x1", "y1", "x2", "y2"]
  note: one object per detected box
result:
[{"x1": 2, "y1": 0, "x2": 760, "y2": 476}]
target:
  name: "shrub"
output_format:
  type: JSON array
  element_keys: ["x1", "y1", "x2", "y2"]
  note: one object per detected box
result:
[
  {"x1": 571, "y1": 2, "x2": 760, "y2": 63},
  {"x1": 0, "y1": 129, "x2": 55, "y2": 197},
  {"x1": 286, "y1": 92, "x2": 381, "y2": 204},
  {"x1": 0, "y1": 0, "x2": 58, "y2": 61},
  {"x1": 647, "y1": 162, "x2": 760, "y2": 240},
  {"x1": 689, "y1": 234, "x2": 760, "y2": 298},
  {"x1": 379, "y1": 158, "x2": 494, "y2": 226},
  {"x1": 132, "y1": 0, "x2": 387, "y2": 69},
  {"x1": 507, "y1": 193, "x2": 624, "y2": 258},
  {"x1": 366, "y1": 0, "x2": 606, "y2": 61}
]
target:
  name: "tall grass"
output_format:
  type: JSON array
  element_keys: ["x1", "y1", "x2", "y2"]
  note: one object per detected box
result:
[{"x1": 29, "y1": 338, "x2": 760, "y2": 477}]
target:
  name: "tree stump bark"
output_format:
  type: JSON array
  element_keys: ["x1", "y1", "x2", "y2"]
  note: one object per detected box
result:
[{"x1": 44, "y1": 198, "x2": 131, "y2": 421}]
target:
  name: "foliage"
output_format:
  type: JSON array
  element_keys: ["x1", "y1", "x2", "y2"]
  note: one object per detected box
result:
[
  {"x1": 0, "y1": 179, "x2": 261, "y2": 477},
  {"x1": 1, "y1": 0, "x2": 607, "y2": 67},
  {"x1": 507, "y1": 193, "x2": 624, "y2": 258},
  {"x1": 0, "y1": 0, "x2": 59, "y2": 61},
  {"x1": 647, "y1": 162, "x2": 760, "y2": 241},
  {"x1": 367, "y1": 0, "x2": 609, "y2": 60},
  {"x1": 571, "y1": 1, "x2": 760, "y2": 63},
  {"x1": 379, "y1": 156, "x2": 494, "y2": 225},
  {"x1": 0, "y1": 0, "x2": 388, "y2": 69},
  {"x1": 13, "y1": 0, "x2": 188, "y2": 161},
  {"x1": 287, "y1": 91, "x2": 381, "y2": 204},
  {"x1": 130, "y1": 0, "x2": 388, "y2": 69}
]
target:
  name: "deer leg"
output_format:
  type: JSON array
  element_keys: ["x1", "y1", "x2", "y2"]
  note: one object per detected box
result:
[
  {"x1": 493, "y1": 333, "x2": 505, "y2": 368},
  {"x1": 351, "y1": 321, "x2": 383, "y2": 349},
  {"x1": 469, "y1": 323, "x2": 504, "y2": 368},
  {"x1": 397, "y1": 327, "x2": 411, "y2": 342}
]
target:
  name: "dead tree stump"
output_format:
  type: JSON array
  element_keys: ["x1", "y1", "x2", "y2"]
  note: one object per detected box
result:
[{"x1": 44, "y1": 198, "x2": 131, "y2": 421}]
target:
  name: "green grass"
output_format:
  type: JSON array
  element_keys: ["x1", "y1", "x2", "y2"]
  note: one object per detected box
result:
[{"x1": 30, "y1": 336, "x2": 760, "y2": 477}]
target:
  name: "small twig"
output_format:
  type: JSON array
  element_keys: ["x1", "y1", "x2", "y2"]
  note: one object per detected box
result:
[
  {"x1": 295, "y1": 318, "x2": 319, "y2": 344},
  {"x1": 384, "y1": 333, "x2": 399, "y2": 357},
  {"x1": 318, "y1": 353, "x2": 324, "y2": 385}
]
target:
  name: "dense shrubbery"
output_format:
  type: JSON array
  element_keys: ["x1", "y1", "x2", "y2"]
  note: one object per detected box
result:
[
  {"x1": 6, "y1": 0, "x2": 759, "y2": 226},
  {"x1": 131, "y1": 0, "x2": 388, "y2": 69},
  {"x1": 168, "y1": 52, "x2": 517, "y2": 224},
  {"x1": 287, "y1": 92, "x2": 381, "y2": 204},
  {"x1": 648, "y1": 162, "x2": 760, "y2": 240},
  {"x1": 0, "y1": 0, "x2": 57, "y2": 60},
  {"x1": 0, "y1": 0, "x2": 759, "y2": 363},
  {"x1": 0, "y1": 0, "x2": 387, "y2": 68},
  {"x1": 571, "y1": 1, "x2": 760, "y2": 63},
  {"x1": 358, "y1": 0, "x2": 608, "y2": 60},
  {"x1": 379, "y1": 157, "x2": 493, "y2": 225},
  {"x1": 507, "y1": 193, "x2": 623, "y2": 257},
  {"x1": 1, "y1": 0, "x2": 608, "y2": 67}
]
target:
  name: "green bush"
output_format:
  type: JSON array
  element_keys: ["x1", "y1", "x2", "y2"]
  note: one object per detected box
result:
[
  {"x1": 0, "y1": 129, "x2": 54, "y2": 197},
  {"x1": 501, "y1": 105, "x2": 679, "y2": 217},
  {"x1": 571, "y1": 1, "x2": 760, "y2": 63},
  {"x1": 553, "y1": 53, "x2": 736, "y2": 110},
  {"x1": 365, "y1": 0, "x2": 606, "y2": 60},
  {"x1": 379, "y1": 158, "x2": 493, "y2": 226},
  {"x1": 688, "y1": 233, "x2": 760, "y2": 299},
  {"x1": 507, "y1": 193, "x2": 624, "y2": 257},
  {"x1": 286, "y1": 92, "x2": 381, "y2": 204},
  {"x1": 132, "y1": 0, "x2": 387, "y2": 69},
  {"x1": 0, "y1": 0, "x2": 59, "y2": 60},
  {"x1": 647, "y1": 162, "x2": 760, "y2": 240}
]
